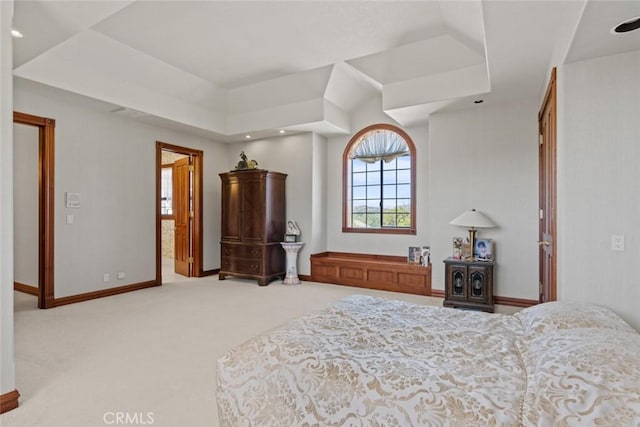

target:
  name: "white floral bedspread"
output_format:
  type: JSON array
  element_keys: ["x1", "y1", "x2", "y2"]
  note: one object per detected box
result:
[{"x1": 216, "y1": 295, "x2": 640, "y2": 426}]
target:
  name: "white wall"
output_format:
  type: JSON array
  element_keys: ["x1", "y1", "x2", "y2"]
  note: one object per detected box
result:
[
  {"x1": 326, "y1": 96, "x2": 430, "y2": 256},
  {"x1": 13, "y1": 123, "x2": 39, "y2": 287},
  {"x1": 559, "y1": 50, "x2": 640, "y2": 330},
  {"x1": 310, "y1": 133, "x2": 327, "y2": 255},
  {"x1": 0, "y1": 0, "x2": 16, "y2": 397},
  {"x1": 429, "y1": 99, "x2": 539, "y2": 298},
  {"x1": 224, "y1": 133, "x2": 315, "y2": 275},
  {"x1": 13, "y1": 78, "x2": 228, "y2": 298}
]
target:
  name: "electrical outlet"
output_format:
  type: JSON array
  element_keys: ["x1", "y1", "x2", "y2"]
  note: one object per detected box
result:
[
  {"x1": 117, "y1": 272, "x2": 126, "y2": 280},
  {"x1": 103, "y1": 273, "x2": 110, "y2": 282},
  {"x1": 611, "y1": 235, "x2": 624, "y2": 251}
]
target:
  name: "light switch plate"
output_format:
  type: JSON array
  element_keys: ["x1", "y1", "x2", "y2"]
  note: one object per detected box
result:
[
  {"x1": 611, "y1": 235, "x2": 624, "y2": 251},
  {"x1": 66, "y1": 192, "x2": 81, "y2": 208}
]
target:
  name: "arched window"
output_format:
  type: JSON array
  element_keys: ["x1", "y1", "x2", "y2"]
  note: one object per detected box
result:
[{"x1": 343, "y1": 124, "x2": 416, "y2": 234}]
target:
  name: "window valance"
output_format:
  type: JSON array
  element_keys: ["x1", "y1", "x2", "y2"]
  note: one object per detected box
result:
[{"x1": 350, "y1": 129, "x2": 409, "y2": 163}]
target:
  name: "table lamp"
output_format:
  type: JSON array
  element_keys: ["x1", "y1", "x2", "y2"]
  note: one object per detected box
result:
[{"x1": 449, "y1": 209, "x2": 497, "y2": 260}]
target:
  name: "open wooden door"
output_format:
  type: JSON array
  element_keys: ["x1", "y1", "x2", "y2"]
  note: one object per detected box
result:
[
  {"x1": 538, "y1": 69, "x2": 557, "y2": 302},
  {"x1": 173, "y1": 157, "x2": 192, "y2": 277}
]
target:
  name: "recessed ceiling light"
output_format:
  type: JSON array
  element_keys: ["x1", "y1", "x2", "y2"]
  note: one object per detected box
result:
[
  {"x1": 11, "y1": 29, "x2": 23, "y2": 38},
  {"x1": 279, "y1": 130, "x2": 285, "y2": 134},
  {"x1": 474, "y1": 99, "x2": 484, "y2": 104},
  {"x1": 611, "y1": 16, "x2": 640, "y2": 34},
  {"x1": 245, "y1": 135, "x2": 251, "y2": 139}
]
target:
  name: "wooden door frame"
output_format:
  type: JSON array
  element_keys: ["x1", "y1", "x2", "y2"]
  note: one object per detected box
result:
[
  {"x1": 538, "y1": 68, "x2": 557, "y2": 302},
  {"x1": 13, "y1": 111, "x2": 55, "y2": 309},
  {"x1": 155, "y1": 142, "x2": 203, "y2": 281}
]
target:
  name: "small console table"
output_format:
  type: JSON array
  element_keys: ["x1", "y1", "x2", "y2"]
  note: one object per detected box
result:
[
  {"x1": 443, "y1": 258, "x2": 494, "y2": 312},
  {"x1": 280, "y1": 242, "x2": 304, "y2": 285}
]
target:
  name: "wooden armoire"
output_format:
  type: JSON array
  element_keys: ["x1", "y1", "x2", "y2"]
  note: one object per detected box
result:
[{"x1": 219, "y1": 170, "x2": 287, "y2": 286}]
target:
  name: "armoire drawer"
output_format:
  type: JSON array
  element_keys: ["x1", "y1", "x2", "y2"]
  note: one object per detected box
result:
[
  {"x1": 221, "y1": 243, "x2": 262, "y2": 260},
  {"x1": 221, "y1": 257, "x2": 263, "y2": 275}
]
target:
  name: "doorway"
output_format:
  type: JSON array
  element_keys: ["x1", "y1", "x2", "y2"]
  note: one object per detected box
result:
[
  {"x1": 156, "y1": 142, "x2": 203, "y2": 283},
  {"x1": 538, "y1": 68, "x2": 557, "y2": 302},
  {"x1": 13, "y1": 112, "x2": 55, "y2": 309}
]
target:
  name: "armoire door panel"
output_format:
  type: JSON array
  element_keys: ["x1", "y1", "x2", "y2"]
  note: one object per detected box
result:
[
  {"x1": 221, "y1": 179, "x2": 242, "y2": 241},
  {"x1": 240, "y1": 178, "x2": 265, "y2": 241}
]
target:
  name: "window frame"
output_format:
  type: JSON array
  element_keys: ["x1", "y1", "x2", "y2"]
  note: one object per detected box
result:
[{"x1": 342, "y1": 123, "x2": 417, "y2": 235}]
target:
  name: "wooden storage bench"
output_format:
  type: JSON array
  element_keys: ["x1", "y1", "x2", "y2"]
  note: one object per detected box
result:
[{"x1": 310, "y1": 252, "x2": 432, "y2": 296}]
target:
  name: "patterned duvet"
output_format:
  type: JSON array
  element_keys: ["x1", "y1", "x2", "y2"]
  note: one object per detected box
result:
[{"x1": 216, "y1": 295, "x2": 640, "y2": 426}]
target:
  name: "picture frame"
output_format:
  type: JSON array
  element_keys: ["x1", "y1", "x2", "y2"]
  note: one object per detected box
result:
[
  {"x1": 408, "y1": 246, "x2": 421, "y2": 263},
  {"x1": 461, "y1": 242, "x2": 472, "y2": 259},
  {"x1": 452, "y1": 237, "x2": 463, "y2": 259},
  {"x1": 474, "y1": 238, "x2": 493, "y2": 261},
  {"x1": 420, "y1": 246, "x2": 431, "y2": 266}
]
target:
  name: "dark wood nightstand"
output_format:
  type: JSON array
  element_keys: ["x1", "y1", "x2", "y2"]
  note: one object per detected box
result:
[{"x1": 443, "y1": 258, "x2": 494, "y2": 313}]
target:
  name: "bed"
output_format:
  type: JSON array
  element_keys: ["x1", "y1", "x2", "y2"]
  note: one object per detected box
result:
[{"x1": 216, "y1": 295, "x2": 640, "y2": 426}]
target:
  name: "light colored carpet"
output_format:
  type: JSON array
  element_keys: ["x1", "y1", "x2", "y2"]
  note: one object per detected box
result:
[{"x1": 2, "y1": 276, "x2": 518, "y2": 427}]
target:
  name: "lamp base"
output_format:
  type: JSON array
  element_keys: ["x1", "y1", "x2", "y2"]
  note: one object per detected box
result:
[{"x1": 466, "y1": 228, "x2": 477, "y2": 261}]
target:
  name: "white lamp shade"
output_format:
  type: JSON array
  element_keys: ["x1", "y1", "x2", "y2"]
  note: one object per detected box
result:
[{"x1": 449, "y1": 209, "x2": 496, "y2": 228}]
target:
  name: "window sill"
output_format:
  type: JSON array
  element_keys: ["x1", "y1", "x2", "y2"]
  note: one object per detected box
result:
[{"x1": 342, "y1": 227, "x2": 416, "y2": 235}]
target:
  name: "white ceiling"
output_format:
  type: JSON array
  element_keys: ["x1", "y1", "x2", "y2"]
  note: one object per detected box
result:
[{"x1": 11, "y1": 0, "x2": 640, "y2": 142}]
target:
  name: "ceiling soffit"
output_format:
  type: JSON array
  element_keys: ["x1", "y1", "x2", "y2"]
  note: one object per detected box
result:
[
  {"x1": 12, "y1": 0, "x2": 134, "y2": 67},
  {"x1": 13, "y1": 0, "x2": 491, "y2": 139},
  {"x1": 566, "y1": 0, "x2": 640, "y2": 63}
]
